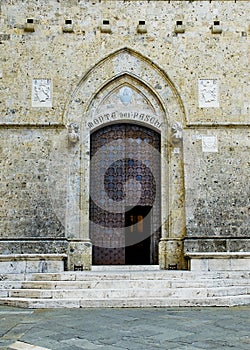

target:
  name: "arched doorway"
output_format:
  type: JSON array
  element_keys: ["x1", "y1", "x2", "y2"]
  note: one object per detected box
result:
[
  {"x1": 65, "y1": 48, "x2": 186, "y2": 270},
  {"x1": 89, "y1": 123, "x2": 161, "y2": 265}
]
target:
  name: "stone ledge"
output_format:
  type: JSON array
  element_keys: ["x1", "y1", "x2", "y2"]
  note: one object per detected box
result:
[
  {"x1": 185, "y1": 252, "x2": 250, "y2": 271},
  {"x1": 0, "y1": 254, "x2": 67, "y2": 261},
  {"x1": 185, "y1": 252, "x2": 250, "y2": 259},
  {"x1": 0, "y1": 254, "x2": 67, "y2": 274}
]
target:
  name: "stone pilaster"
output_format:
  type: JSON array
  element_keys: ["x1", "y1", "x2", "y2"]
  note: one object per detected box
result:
[
  {"x1": 159, "y1": 238, "x2": 187, "y2": 270},
  {"x1": 67, "y1": 241, "x2": 92, "y2": 271},
  {"x1": 158, "y1": 238, "x2": 167, "y2": 269}
]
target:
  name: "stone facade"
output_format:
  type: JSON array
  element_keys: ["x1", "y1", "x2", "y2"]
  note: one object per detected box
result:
[{"x1": 0, "y1": 0, "x2": 249, "y2": 271}]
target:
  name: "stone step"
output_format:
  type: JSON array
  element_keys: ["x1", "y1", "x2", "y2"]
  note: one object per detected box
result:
[
  {"x1": 92, "y1": 265, "x2": 160, "y2": 271},
  {"x1": 1, "y1": 268, "x2": 249, "y2": 308},
  {"x1": 1, "y1": 277, "x2": 249, "y2": 291},
  {"x1": 15, "y1": 272, "x2": 250, "y2": 282},
  {"x1": 27, "y1": 271, "x2": 199, "y2": 281},
  {"x1": 0, "y1": 294, "x2": 249, "y2": 309},
  {"x1": 1, "y1": 270, "x2": 249, "y2": 282},
  {"x1": 6, "y1": 285, "x2": 249, "y2": 300}
]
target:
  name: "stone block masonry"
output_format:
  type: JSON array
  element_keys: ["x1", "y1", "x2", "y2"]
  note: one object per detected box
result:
[
  {"x1": 0, "y1": 1, "x2": 249, "y2": 271},
  {"x1": 184, "y1": 128, "x2": 250, "y2": 253}
]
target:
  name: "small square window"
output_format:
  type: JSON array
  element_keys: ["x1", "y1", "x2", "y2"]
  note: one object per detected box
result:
[
  {"x1": 176, "y1": 21, "x2": 183, "y2": 26},
  {"x1": 214, "y1": 21, "x2": 220, "y2": 26},
  {"x1": 27, "y1": 19, "x2": 34, "y2": 24},
  {"x1": 65, "y1": 19, "x2": 72, "y2": 25}
]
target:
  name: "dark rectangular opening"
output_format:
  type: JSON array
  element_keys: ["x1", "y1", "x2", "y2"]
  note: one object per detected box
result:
[
  {"x1": 139, "y1": 21, "x2": 145, "y2": 25},
  {"x1": 176, "y1": 21, "x2": 183, "y2": 26},
  {"x1": 214, "y1": 21, "x2": 220, "y2": 26},
  {"x1": 103, "y1": 20, "x2": 109, "y2": 25},
  {"x1": 27, "y1": 19, "x2": 34, "y2": 24},
  {"x1": 125, "y1": 206, "x2": 151, "y2": 265},
  {"x1": 65, "y1": 19, "x2": 72, "y2": 25}
]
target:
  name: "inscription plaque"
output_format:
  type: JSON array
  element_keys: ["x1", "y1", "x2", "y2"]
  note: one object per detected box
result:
[{"x1": 86, "y1": 110, "x2": 163, "y2": 130}]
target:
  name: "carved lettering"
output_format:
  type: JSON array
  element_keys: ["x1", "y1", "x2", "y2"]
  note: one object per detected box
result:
[
  {"x1": 87, "y1": 110, "x2": 163, "y2": 130},
  {"x1": 154, "y1": 120, "x2": 162, "y2": 129},
  {"x1": 98, "y1": 115, "x2": 104, "y2": 123}
]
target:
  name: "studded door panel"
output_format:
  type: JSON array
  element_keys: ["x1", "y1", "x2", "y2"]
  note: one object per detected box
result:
[{"x1": 90, "y1": 124, "x2": 161, "y2": 265}]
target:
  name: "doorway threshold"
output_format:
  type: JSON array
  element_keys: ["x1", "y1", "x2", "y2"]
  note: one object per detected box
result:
[{"x1": 92, "y1": 265, "x2": 159, "y2": 272}]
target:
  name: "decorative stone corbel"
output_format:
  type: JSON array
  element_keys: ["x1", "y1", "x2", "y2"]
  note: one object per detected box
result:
[
  {"x1": 68, "y1": 123, "x2": 80, "y2": 144},
  {"x1": 171, "y1": 122, "x2": 183, "y2": 144}
]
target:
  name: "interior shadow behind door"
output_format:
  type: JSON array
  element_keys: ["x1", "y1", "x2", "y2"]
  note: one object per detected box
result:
[{"x1": 125, "y1": 206, "x2": 151, "y2": 265}]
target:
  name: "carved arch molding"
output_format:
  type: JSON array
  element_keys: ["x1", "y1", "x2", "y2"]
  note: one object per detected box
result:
[{"x1": 65, "y1": 48, "x2": 186, "y2": 270}]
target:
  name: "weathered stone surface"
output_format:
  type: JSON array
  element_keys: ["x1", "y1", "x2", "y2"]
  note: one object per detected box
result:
[
  {"x1": 0, "y1": 254, "x2": 66, "y2": 273},
  {"x1": 186, "y1": 252, "x2": 250, "y2": 271},
  {"x1": 184, "y1": 128, "x2": 250, "y2": 253},
  {"x1": 0, "y1": 128, "x2": 68, "y2": 254},
  {"x1": 0, "y1": 267, "x2": 249, "y2": 308},
  {"x1": 0, "y1": 1, "x2": 249, "y2": 270}
]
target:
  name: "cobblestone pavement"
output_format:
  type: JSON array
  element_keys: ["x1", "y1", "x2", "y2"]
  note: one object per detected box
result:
[{"x1": 0, "y1": 306, "x2": 249, "y2": 350}]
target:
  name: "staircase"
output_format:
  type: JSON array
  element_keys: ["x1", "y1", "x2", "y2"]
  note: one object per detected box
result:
[{"x1": 0, "y1": 266, "x2": 249, "y2": 308}]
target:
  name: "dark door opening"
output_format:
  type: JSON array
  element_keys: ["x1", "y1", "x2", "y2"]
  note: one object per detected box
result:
[
  {"x1": 90, "y1": 123, "x2": 161, "y2": 265},
  {"x1": 125, "y1": 206, "x2": 151, "y2": 265}
]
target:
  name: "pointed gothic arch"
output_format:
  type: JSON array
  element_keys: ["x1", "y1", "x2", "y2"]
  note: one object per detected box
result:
[
  {"x1": 64, "y1": 47, "x2": 185, "y2": 127},
  {"x1": 65, "y1": 48, "x2": 186, "y2": 270}
]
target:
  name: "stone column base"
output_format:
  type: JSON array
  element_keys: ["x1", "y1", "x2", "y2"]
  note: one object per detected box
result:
[
  {"x1": 67, "y1": 241, "x2": 92, "y2": 271},
  {"x1": 159, "y1": 239, "x2": 186, "y2": 270}
]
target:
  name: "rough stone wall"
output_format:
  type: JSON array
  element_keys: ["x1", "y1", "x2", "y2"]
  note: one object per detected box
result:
[
  {"x1": 184, "y1": 128, "x2": 250, "y2": 252},
  {"x1": 0, "y1": 1, "x2": 249, "y2": 125},
  {"x1": 0, "y1": 1, "x2": 249, "y2": 256},
  {"x1": 0, "y1": 127, "x2": 68, "y2": 253}
]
